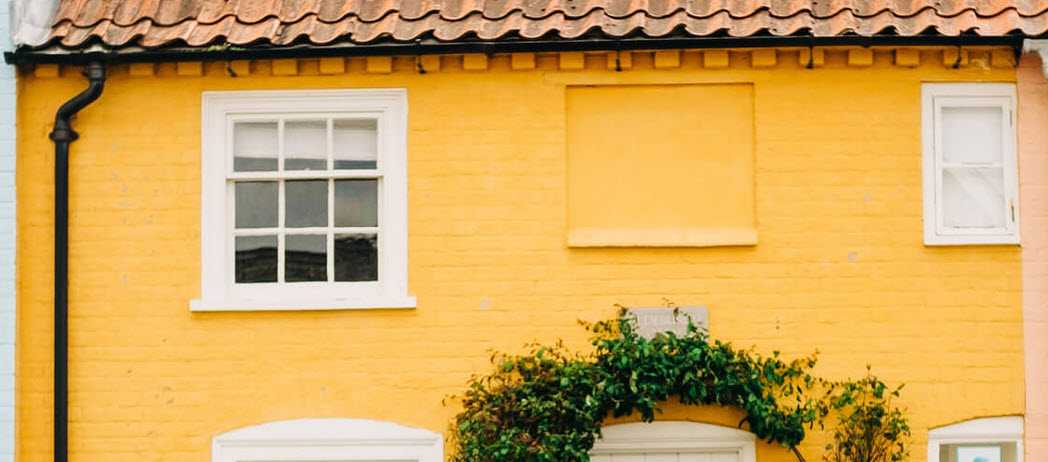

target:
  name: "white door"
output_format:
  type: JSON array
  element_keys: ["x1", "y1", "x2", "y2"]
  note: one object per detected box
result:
[{"x1": 591, "y1": 422, "x2": 755, "y2": 462}]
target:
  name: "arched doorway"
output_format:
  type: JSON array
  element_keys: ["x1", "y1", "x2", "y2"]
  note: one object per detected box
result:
[{"x1": 591, "y1": 421, "x2": 757, "y2": 462}]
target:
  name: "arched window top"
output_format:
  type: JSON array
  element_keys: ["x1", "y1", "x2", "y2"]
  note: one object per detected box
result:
[
  {"x1": 212, "y1": 418, "x2": 442, "y2": 462},
  {"x1": 928, "y1": 416, "x2": 1023, "y2": 441},
  {"x1": 927, "y1": 416, "x2": 1023, "y2": 462},
  {"x1": 592, "y1": 421, "x2": 756, "y2": 462}
]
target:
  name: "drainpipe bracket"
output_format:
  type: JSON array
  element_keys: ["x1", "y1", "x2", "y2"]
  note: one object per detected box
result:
[
  {"x1": 48, "y1": 128, "x2": 78, "y2": 142},
  {"x1": 1023, "y1": 39, "x2": 1048, "y2": 79}
]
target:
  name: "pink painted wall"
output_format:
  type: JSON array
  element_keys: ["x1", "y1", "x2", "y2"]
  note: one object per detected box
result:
[{"x1": 1020, "y1": 53, "x2": 1048, "y2": 461}]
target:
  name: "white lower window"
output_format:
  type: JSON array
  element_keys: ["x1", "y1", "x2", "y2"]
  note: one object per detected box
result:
[
  {"x1": 194, "y1": 89, "x2": 413, "y2": 311},
  {"x1": 922, "y1": 83, "x2": 1019, "y2": 245},
  {"x1": 927, "y1": 416, "x2": 1023, "y2": 462},
  {"x1": 212, "y1": 418, "x2": 442, "y2": 462}
]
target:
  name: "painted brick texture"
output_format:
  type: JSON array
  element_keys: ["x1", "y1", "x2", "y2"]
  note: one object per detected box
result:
[
  {"x1": 1019, "y1": 53, "x2": 1048, "y2": 462},
  {"x1": 14, "y1": 50, "x2": 1023, "y2": 462}
]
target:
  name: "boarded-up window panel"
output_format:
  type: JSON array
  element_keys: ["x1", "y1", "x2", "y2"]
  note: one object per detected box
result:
[{"x1": 566, "y1": 84, "x2": 756, "y2": 247}]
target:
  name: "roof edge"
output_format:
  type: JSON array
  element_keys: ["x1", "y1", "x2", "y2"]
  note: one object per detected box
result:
[{"x1": 4, "y1": 34, "x2": 1031, "y2": 66}]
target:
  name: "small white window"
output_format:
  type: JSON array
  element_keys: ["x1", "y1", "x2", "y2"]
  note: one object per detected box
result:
[
  {"x1": 194, "y1": 89, "x2": 414, "y2": 311},
  {"x1": 927, "y1": 416, "x2": 1023, "y2": 462},
  {"x1": 212, "y1": 418, "x2": 443, "y2": 462},
  {"x1": 923, "y1": 83, "x2": 1019, "y2": 245}
]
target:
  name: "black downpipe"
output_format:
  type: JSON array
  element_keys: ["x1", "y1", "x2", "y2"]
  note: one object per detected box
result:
[{"x1": 47, "y1": 61, "x2": 105, "y2": 462}]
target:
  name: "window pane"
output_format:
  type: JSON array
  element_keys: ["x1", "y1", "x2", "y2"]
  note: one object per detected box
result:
[
  {"x1": 235, "y1": 181, "x2": 278, "y2": 228},
  {"x1": 956, "y1": 446, "x2": 1002, "y2": 462},
  {"x1": 286, "y1": 180, "x2": 328, "y2": 228},
  {"x1": 943, "y1": 167, "x2": 1006, "y2": 229},
  {"x1": 234, "y1": 122, "x2": 278, "y2": 172},
  {"x1": 335, "y1": 179, "x2": 378, "y2": 227},
  {"x1": 335, "y1": 234, "x2": 377, "y2": 281},
  {"x1": 942, "y1": 106, "x2": 1003, "y2": 165},
  {"x1": 285, "y1": 120, "x2": 327, "y2": 171},
  {"x1": 286, "y1": 235, "x2": 327, "y2": 282},
  {"x1": 235, "y1": 235, "x2": 277, "y2": 283},
  {"x1": 333, "y1": 119, "x2": 378, "y2": 169}
]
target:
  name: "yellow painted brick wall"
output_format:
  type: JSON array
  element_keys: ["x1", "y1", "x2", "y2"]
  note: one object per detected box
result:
[{"x1": 16, "y1": 49, "x2": 1022, "y2": 462}]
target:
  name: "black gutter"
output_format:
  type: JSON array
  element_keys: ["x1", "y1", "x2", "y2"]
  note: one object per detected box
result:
[
  {"x1": 5, "y1": 34, "x2": 1031, "y2": 66},
  {"x1": 47, "y1": 61, "x2": 105, "y2": 462}
]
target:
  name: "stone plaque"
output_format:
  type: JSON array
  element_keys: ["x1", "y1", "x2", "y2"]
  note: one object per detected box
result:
[{"x1": 625, "y1": 306, "x2": 708, "y2": 340}]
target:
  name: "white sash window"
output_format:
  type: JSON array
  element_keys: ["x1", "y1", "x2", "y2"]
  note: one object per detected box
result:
[
  {"x1": 194, "y1": 90, "x2": 413, "y2": 311},
  {"x1": 922, "y1": 84, "x2": 1019, "y2": 245}
]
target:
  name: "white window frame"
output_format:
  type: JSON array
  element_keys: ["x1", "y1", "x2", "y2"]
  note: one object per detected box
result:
[
  {"x1": 212, "y1": 418, "x2": 443, "y2": 462},
  {"x1": 591, "y1": 421, "x2": 756, "y2": 462},
  {"x1": 927, "y1": 416, "x2": 1023, "y2": 462},
  {"x1": 922, "y1": 83, "x2": 1019, "y2": 245},
  {"x1": 192, "y1": 89, "x2": 414, "y2": 311}
]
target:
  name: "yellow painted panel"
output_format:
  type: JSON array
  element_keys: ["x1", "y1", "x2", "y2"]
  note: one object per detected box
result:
[
  {"x1": 127, "y1": 63, "x2": 155, "y2": 77},
  {"x1": 418, "y1": 55, "x2": 441, "y2": 72},
  {"x1": 654, "y1": 50, "x2": 681, "y2": 69},
  {"x1": 33, "y1": 64, "x2": 59, "y2": 78},
  {"x1": 848, "y1": 48, "x2": 874, "y2": 67},
  {"x1": 318, "y1": 57, "x2": 346, "y2": 74},
  {"x1": 895, "y1": 48, "x2": 920, "y2": 67},
  {"x1": 561, "y1": 52, "x2": 585, "y2": 70},
  {"x1": 463, "y1": 54, "x2": 489, "y2": 71},
  {"x1": 703, "y1": 50, "x2": 729, "y2": 68},
  {"x1": 366, "y1": 56, "x2": 392, "y2": 73},
  {"x1": 751, "y1": 50, "x2": 777, "y2": 68},
  {"x1": 566, "y1": 84, "x2": 756, "y2": 247},
  {"x1": 176, "y1": 61, "x2": 203, "y2": 76},
  {"x1": 272, "y1": 59, "x2": 299, "y2": 75},
  {"x1": 511, "y1": 53, "x2": 536, "y2": 70}
]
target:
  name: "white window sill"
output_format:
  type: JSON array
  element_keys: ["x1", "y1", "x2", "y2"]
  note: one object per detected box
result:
[
  {"x1": 925, "y1": 233, "x2": 1021, "y2": 246},
  {"x1": 190, "y1": 296, "x2": 417, "y2": 312}
]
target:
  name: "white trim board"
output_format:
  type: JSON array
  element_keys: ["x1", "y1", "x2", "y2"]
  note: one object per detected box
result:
[{"x1": 591, "y1": 421, "x2": 756, "y2": 462}]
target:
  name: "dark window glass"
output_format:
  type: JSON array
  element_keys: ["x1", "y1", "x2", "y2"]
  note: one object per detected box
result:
[
  {"x1": 334, "y1": 180, "x2": 378, "y2": 227},
  {"x1": 235, "y1": 236, "x2": 277, "y2": 283},
  {"x1": 286, "y1": 234, "x2": 327, "y2": 282},
  {"x1": 235, "y1": 182, "x2": 278, "y2": 228},
  {"x1": 334, "y1": 234, "x2": 377, "y2": 281},
  {"x1": 286, "y1": 180, "x2": 328, "y2": 227}
]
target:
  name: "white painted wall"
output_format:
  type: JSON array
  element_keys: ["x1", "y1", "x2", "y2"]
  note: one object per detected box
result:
[{"x1": 0, "y1": 1, "x2": 15, "y2": 461}]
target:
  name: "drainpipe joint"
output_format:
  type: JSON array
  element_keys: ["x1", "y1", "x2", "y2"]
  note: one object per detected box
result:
[{"x1": 49, "y1": 62, "x2": 106, "y2": 143}]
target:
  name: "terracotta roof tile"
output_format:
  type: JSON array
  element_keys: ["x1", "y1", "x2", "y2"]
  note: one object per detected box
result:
[{"x1": 38, "y1": 0, "x2": 1048, "y2": 50}]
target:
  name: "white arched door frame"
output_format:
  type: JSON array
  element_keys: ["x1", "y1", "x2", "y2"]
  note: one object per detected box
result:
[
  {"x1": 592, "y1": 421, "x2": 757, "y2": 462},
  {"x1": 212, "y1": 418, "x2": 443, "y2": 462}
]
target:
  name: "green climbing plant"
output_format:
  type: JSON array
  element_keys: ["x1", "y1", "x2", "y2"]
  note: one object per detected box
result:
[
  {"x1": 823, "y1": 368, "x2": 910, "y2": 462},
  {"x1": 448, "y1": 308, "x2": 909, "y2": 462}
]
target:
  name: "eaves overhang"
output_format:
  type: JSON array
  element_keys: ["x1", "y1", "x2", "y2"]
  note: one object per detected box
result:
[{"x1": 4, "y1": 33, "x2": 1038, "y2": 66}]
